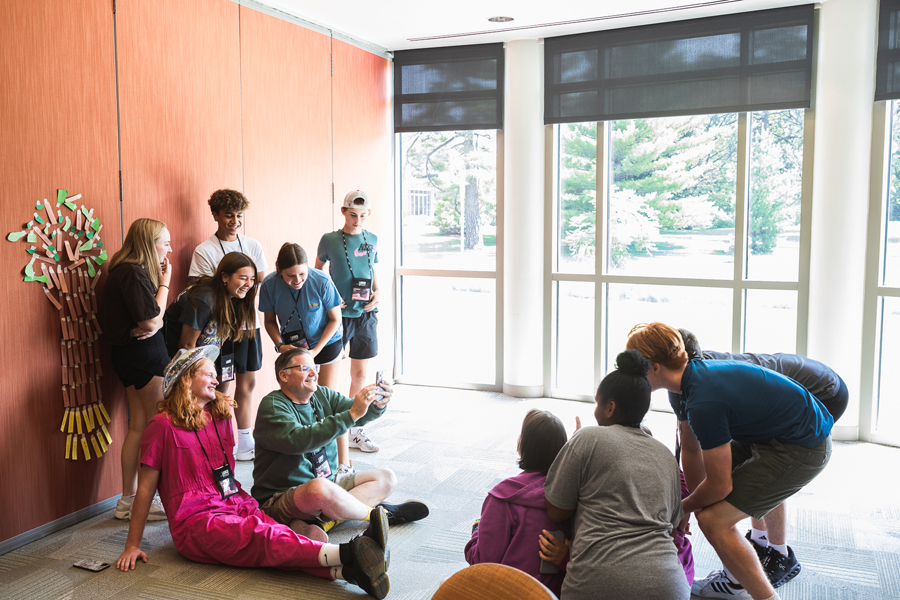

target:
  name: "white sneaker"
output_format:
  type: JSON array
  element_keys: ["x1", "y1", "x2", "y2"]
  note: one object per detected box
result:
[
  {"x1": 235, "y1": 447, "x2": 255, "y2": 461},
  {"x1": 114, "y1": 495, "x2": 134, "y2": 520},
  {"x1": 336, "y1": 463, "x2": 356, "y2": 476},
  {"x1": 148, "y1": 495, "x2": 167, "y2": 521},
  {"x1": 115, "y1": 494, "x2": 167, "y2": 521},
  {"x1": 348, "y1": 427, "x2": 379, "y2": 452},
  {"x1": 691, "y1": 570, "x2": 752, "y2": 599}
]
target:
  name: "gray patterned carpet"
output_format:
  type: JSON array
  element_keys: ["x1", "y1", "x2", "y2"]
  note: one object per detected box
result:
[{"x1": 2, "y1": 385, "x2": 900, "y2": 599}]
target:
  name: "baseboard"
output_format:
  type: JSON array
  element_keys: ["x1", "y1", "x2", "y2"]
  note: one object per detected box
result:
[
  {"x1": 831, "y1": 424, "x2": 858, "y2": 441},
  {"x1": 0, "y1": 496, "x2": 120, "y2": 556}
]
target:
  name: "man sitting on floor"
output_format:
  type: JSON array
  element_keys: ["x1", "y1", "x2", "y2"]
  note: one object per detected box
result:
[{"x1": 251, "y1": 347, "x2": 428, "y2": 540}]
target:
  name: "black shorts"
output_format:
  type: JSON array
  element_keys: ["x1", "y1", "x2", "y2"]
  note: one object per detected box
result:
[
  {"x1": 110, "y1": 331, "x2": 169, "y2": 390},
  {"x1": 314, "y1": 339, "x2": 344, "y2": 365},
  {"x1": 342, "y1": 312, "x2": 378, "y2": 360},
  {"x1": 820, "y1": 376, "x2": 849, "y2": 422},
  {"x1": 231, "y1": 329, "x2": 263, "y2": 374}
]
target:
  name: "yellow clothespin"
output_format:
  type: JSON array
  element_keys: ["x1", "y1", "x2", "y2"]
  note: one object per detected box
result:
[
  {"x1": 80, "y1": 435, "x2": 90, "y2": 460},
  {"x1": 101, "y1": 423, "x2": 112, "y2": 445},
  {"x1": 65, "y1": 434, "x2": 72, "y2": 459},
  {"x1": 91, "y1": 434, "x2": 102, "y2": 458},
  {"x1": 98, "y1": 401, "x2": 111, "y2": 423},
  {"x1": 75, "y1": 408, "x2": 83, "y2": 435},
  {"x1": 60, "y1": 408, "x2": 70, "y2": 433}
]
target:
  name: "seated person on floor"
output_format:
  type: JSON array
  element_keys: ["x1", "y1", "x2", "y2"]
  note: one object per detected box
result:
[
  {"x1": 115, "y1": 347, "x2": 391, "y2": 600},
  {"x1": 251, "y1": 347, "x2": 428, "y2": 539},
  {"x1": 545, "y1": 350, "x2": 690, "y2": 600},
  {"x1": 465, "y1": 409, "x2": 572, "y2": 597}
]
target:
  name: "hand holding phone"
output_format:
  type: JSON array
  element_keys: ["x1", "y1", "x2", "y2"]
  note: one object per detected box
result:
[
  {"x1": 374, "y1": 370, "x2": 384, "y2": 402},
  {"x1": 538, "y1": 530, "x2": 567, "y2": 574}
]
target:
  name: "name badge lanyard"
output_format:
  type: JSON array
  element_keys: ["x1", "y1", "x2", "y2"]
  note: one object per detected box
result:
[
  {"x1": 195, "y1": 419, "x2": 239, "y2": 500},
  {"x1": 281, "y1": 288, "x2": 308, "y2": 349},
  {"x1": 304, "y1": 399, "x2": 332, "y2": 479},
  {"x1": 341, "y1": 231, "x2": 373, "y2": 302},
  {"x1": 216, "y1": 233, "x2": 245, "y2": 258}
]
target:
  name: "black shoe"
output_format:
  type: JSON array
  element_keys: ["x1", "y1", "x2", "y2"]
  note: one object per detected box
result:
[
  {"x1": 377, "y1": 501, "x2": 429, "y2": 525},
  {"x1": 341, "y1": 536, "x2": 390, "y2": 599},
  {"x1": 761, "y1": 546, "x2": 801, "y2": 588},
  {"x1": 363, "y1": 506, "x2": 390, "y2": 571},
  {"x1": 744, "y1": 530, "x2": 768, "y2": 562}
]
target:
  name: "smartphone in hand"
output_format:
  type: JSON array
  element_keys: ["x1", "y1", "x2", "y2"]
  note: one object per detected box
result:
[
  {"x1": 374, "y1": 370, "x2": 384, "y2": 402},
  {"x1": 538, "y1": 530, "x2": 564, "y2": 575}
]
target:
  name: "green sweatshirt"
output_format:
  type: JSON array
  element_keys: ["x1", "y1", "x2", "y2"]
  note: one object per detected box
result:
[{"x1": 251, "y1": 386, "x2": 385, "y2": 505}]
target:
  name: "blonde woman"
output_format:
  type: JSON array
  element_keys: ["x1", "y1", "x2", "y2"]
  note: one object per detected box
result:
[{"x1": 101, "y1": 218, "x2": 172, "y2": 521}]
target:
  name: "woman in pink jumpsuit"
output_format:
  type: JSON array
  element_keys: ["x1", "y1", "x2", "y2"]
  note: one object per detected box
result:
[{"x1": 116, "y1": 347, "x2": 390, "y2": 598}]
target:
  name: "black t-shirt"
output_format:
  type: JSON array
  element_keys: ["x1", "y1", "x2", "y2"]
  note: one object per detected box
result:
[
  {"x1": 163, "y1": 286, "x2": 223, "y2": 357},
  {"x1": 100, "y1": 263, "x2": 161, "y2": 346}
]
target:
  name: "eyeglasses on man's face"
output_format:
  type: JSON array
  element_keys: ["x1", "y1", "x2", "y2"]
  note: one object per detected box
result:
[{"x1": 281, "y1": 363, "x2": 320, "y2": 375}]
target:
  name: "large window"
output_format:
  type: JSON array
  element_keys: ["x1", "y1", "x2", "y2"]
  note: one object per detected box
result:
[
  {"x1": 862, "y1": 100, "x2": 900, "y2": 445},
  {"x1": 550, "y1": 110, "x2": 811, "y2": 403},
  {"x1": 395, "y1": 130, "x2": 501, "y2": 388}
]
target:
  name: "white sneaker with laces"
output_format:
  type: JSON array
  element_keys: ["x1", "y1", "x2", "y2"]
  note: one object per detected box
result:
[
  {"x1": 348, "y1": 427, "x2": 379, "y2": 452},
  {"x1": 691, "y1": 570, "x2": 752, "y2": 599},
  {"x1": 114, "y1": 495, "x2": 134, "y2": 520},
  {"x1": 147, "y1": 494, "x2": 167, "y2": 521}
]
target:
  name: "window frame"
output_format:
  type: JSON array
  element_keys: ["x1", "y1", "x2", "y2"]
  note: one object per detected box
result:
[
  {"x1": 392, "y1": 130, "x2": 505, "y2": 391},
  {"x1": 544, "y1": 113, "x2": 815, "y2": 403}
]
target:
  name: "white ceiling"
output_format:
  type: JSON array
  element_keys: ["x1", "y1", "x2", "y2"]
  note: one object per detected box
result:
[{"x1": 252, "y1": 0, "x2": 817, "y2": 52}]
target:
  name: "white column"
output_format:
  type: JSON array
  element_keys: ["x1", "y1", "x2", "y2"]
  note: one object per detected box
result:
[
  {"x1": 503, "y1": 39, "x2": 544, "y2": 397},
  {"x1": 807, "y1": 0, "x2": 876, "y2": 440}
]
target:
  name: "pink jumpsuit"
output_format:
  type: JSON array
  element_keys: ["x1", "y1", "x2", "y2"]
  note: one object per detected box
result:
[{"x1": 141, "y1": 411, "x2": 331, "y2": 577}]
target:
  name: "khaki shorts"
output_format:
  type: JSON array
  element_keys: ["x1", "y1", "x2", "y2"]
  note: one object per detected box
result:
[
  {"x1": 260, "y1": 470, "x2": 358, "y2": 525},
  {"x1": 726, "y1": 436, "x2": 832, "y2": 520}
]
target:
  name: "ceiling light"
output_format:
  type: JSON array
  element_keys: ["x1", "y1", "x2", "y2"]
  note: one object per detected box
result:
[{"x1": 488, "y1": 16, "x2": 514, "y2": 23}]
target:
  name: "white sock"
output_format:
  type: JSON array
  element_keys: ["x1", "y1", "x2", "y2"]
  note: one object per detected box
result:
[
  {"x1": 723, "y1": 566, "x2": 740, "y2": 585},
  {"x1": 237, "y1": 429, "x2": 253, "y2": 453},
  {"x1": 331, "y1": 566, "x2": 344, "y2": 580},
  {"x1": 769, "y1": 542, "x2": 788, "y2": 557},
  {"x1": 318, "y1": 543, "x2": 342, "y2": 567},
  {"x1": 120, "y1": 494, "x2": 135, "y2": 503},
  {"x1": 750, "y1": 527, "x2": 769, "y2": 547},
  {"x1": 760, "y1": 594, "x2": 781, "y2": 600}
]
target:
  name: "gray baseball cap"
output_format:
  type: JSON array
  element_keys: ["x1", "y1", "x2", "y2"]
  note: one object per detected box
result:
[{"x1": 163, "y1": 346, "x2": 220, "y2": 398}]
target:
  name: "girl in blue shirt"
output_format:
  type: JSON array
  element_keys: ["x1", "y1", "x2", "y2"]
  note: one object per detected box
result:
[{"x1": 260, "y1": 243, "x2": 352, "y2": 471}]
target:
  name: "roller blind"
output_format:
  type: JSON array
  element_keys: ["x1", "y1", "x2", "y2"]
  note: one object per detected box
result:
[
  {"x1": 544, "y1": 5, "x2": 814, "y2": 124},
  {"x1": 876, "y1": 0, "x2": 900, "y2": 101},
  {"x1": 394, "y1": 43, "x2": 504, "y2": 132}
]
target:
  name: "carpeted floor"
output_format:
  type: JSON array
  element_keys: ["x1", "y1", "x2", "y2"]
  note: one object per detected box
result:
[{"x1": 1, "y1": 385, "x2": 900, "y2": 599}]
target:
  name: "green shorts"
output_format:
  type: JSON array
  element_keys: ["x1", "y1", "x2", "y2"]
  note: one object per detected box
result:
[
  {"x1": 260, "y1": 470, "x2": 358, "y2": 525},
  {"x1": 726, "y1": 436, "x2": 832, "y2": 520}
]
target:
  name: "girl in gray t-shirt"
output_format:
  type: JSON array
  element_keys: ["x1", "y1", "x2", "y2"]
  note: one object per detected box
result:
[{"x1": 545, "y1": 351, "x2": 690, "y2": 600}]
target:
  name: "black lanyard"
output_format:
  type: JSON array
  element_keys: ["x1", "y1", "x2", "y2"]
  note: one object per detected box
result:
[
  {"x1": 282, "y1": 287, "x2": 306, "y2": 336},
  {"x1": 340, "y1": 230, "x2": 373, "y2": 279},
  {"x1": 195, "y1": 418, "x2": 230, "y2": 469},
  {"x1": 216, "y1": 233, "x2": 244, "y2": 258}
]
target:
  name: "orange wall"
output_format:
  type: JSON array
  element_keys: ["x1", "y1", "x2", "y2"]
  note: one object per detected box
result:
[
  {"x1": 0, "y1": 0, "x2": 392, "y2": 545},
  {"x1": 0, "y1": 0, "x2": 124, "y2": 542},
  {"x1": 239, "y1": 7, "x2": 334, "y2": 399}
]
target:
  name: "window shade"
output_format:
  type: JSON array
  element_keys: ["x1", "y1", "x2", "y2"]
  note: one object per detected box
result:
[
  {"x1": 394, "y1": 43, "x2": 504, "y2": 132},
  {"x1": 544, "y1": 5, "x2": 814, "y2": 124},
  {"x1": 877, "y1": 0, "x2": 900, "y2": 101}
]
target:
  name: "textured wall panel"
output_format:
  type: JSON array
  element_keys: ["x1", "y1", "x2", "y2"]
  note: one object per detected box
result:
[
  {"x1": 239, "y1": 6, "x2": 333, "y2": 399},
  {"x1": 332, "y1": 39, "x2": 394, "y2": 382},
  {"x1": 0, "y1": 0, "x2": 123, "y2": 542},
  {"x1": 116, "y1": 0, "x2": 243, "y2": 295}
]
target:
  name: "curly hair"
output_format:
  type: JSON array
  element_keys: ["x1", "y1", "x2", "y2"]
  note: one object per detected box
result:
[
  {"x1": 625, "y1": 322, "x2": 688, "y2": 370},
  {"x1": 208, "y1": 189, "x2": 250, "y2": 213},
  {"x1": 108, "y1": 218, "x2": 166, "y2": 289},
  {"x1": 160, "y1": 358, "x2": 235, "y2": 431}
]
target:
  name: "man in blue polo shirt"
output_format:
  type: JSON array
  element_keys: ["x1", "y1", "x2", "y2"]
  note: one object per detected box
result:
[{"x1": 627, "y1": 322, "x2": 833, "y2": 600}]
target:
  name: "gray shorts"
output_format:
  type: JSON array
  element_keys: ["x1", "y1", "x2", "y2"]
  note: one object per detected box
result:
[
  {"x1": 260, "y1": 470, "x2": 358, "y2": 525},
  {"x1": 726, "y1": 436, "x2": 832, "y2": 519}
]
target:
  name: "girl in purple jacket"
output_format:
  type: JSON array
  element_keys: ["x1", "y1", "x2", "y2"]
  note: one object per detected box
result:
[{"x1": 465, "y1": 409, "x2": 571, "y2": 596}]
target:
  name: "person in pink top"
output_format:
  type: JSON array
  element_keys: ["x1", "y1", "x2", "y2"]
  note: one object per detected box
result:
[
  {"x1": 115, "y1": 346, "x2": 392, "y2": 599},
  {"x1": 465, "y1": 409, "x2": 572, "y2": 596}
]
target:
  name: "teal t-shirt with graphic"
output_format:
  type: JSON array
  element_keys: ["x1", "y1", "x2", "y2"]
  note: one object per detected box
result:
[{"x1": 316, "y1": 229, "x2": 378, "y2": 318}]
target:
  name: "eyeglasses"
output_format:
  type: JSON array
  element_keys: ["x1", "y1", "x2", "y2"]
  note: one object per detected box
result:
[{"x1": 281, "y1": 364, "x2": 320, "y2": 374}]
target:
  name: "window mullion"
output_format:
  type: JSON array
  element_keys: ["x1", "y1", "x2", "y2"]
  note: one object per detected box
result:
[
  {"x1": 733, "y1": 112, "x2": 750, "y2": 353},
  {"x1": 595, "y1": 121, "x2": 608, "y2": 387}
]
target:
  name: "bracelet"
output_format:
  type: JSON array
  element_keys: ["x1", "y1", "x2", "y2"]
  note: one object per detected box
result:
[{"x1": 159, "y1": 284, "x2": 168, "y2": 289}]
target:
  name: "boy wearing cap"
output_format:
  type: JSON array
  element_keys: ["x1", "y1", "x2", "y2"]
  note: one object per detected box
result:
[
  {"x1": 189, "y1": 189, "x2": 268, "y2": 462},
  {"x1": 316, "y1": 191, "x2": 381, "y2": 453}
]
